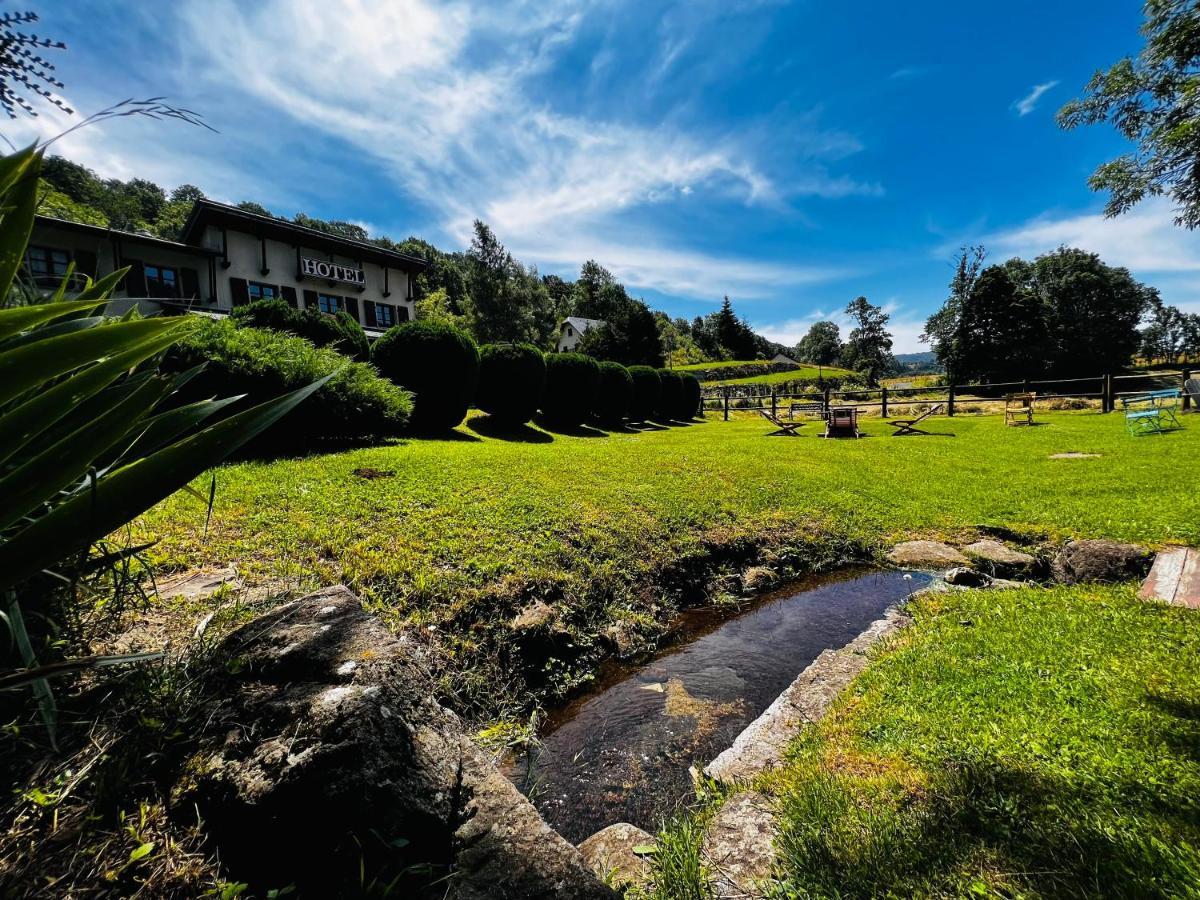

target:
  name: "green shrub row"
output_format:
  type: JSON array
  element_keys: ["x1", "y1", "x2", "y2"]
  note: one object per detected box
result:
[
  {"x1": 231, "y1": 298, "x2": 370, "y2": 362},
  {"x1": 165, "y1": 319, "x2": 411, "y2": 447},
  {"x1": 369, "y1": 322, "x2": 702, "y2": 431}
]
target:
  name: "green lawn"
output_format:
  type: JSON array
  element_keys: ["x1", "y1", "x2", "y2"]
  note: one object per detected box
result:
[
  {"x1": 741, "y1": 584, "x2": 1200, "y2": 897},
  {"x1": 700, "y1": 365, "x2": 851, "y2": 386}
]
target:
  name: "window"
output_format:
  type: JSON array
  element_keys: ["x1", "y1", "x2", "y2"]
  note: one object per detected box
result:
[
  {"x1": 247, "y1": 281, "x2": 277, "y2": 302},
  {"x1": 145, "y1": 264, "x2": 180, "y2": 298},
  {"x1": 370, "y1": 302, "x2": 395, "y2": 328},
  {"x1": 567, "y1": 327, "x2": 574, "y2": 336},
  {"x1": 317, "y1": 293, "x2": 344, "y2": 314},
  {"x1": 26, "y1": 246, "x2": 70, "y2": 279}
]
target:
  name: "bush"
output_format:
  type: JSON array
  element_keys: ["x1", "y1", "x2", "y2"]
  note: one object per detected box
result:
[
  {"x1": 372, "y1": 320, "x2": 480, "y2": 432},
  {"x1": 541, "y1": 352, "x2": 601, "y2": 425},
  {"x1": 595, "y1": 361, "x2": 634, "y2": 425},
  {"x1": 166, "y1": 319, "x2": 410, "y2": 445},
  {"x1": 656, "y1": 369, "x2": 684, "y2": 420},
  {"x1": 627, "y1": 365, "x2": 662, "y2": 421},
  {"x1": 231, "y1": 299, "x2": 370, "y2": 361},
  {"x1": 678, "y1": 373, "x2": 702, "y2": 419},
  {"x1": 476, "y1": 343, "x2": 546, "y2": 425}
]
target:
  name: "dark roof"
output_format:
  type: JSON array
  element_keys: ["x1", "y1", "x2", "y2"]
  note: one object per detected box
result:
[
  {"x1": 181, "y1": 199, "x2": 428, "y2": 272},
  {"x1": 34, "y1": 215, "x2": 222, "y2": 256}
]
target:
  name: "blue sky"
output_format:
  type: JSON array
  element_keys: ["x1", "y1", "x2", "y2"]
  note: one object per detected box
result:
[{"x1": 12, "y1": 0, "x2": 1196, "y2": 351}]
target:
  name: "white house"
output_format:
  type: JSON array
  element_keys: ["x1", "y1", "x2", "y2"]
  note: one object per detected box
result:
[
  {"x1": 556, "y1": 316, "x2": 606, "y2": 352},
  {"x1": 25, "y1": 199, "x2": 428, "y2": 338}
]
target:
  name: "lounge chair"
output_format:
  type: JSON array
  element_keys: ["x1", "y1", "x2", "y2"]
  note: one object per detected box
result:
[
  {"x1": 757, "y1": 408, "x2": 804, "y2": 436},
  {"x1": 1185, "y1": 378, "x2": 1200, "y2": 411},
  {"x1": 888, "y1": 403, "x2": 944, "y2": 436},
  {"x1": 1004, "y1": 392, "x2": 1036, "y2": 426}
]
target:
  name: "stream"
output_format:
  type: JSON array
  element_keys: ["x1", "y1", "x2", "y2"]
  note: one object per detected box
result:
[{"x1": 503, "y1": 567, "x2": 933, "y2": 843}]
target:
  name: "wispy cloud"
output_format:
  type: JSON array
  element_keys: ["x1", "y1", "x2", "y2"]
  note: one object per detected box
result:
[
  {"x1": 1012, "y1": 80, "x2": 1059, "y2": 117},
  {"x1": 753, "y1": 300, "x2": 929, "y2": 354}
]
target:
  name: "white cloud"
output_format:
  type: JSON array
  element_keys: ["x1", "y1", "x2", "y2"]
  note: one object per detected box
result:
[
  {"x1": 753, "y1": 300, "x2": 928, "y2": 354},
  {"x1": 1012, "y1": 80, "x2": 1059, "y2": 117},
  {"x1": 982, "y1": 198, "x2": 1200, "y2": 273},
  {"x1": 164, "y1": 0, "x2": 872, "y2": 301}
]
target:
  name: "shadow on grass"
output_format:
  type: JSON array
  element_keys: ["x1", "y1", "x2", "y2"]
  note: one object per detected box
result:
[
  {"x1": 535, "y1": 416, "x2": 610, "y2": 438},
  {"x1": 467, "y1": 415, "x2": 554, "y2": 444},
  {"x1": 628, "y1": 420, "x2": 669, "y2": 431},
  {"x1": 404, "y1": 427, "x2": 482, "y2": 443}
]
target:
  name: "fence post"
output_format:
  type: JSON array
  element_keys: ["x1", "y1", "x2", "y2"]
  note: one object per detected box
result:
[
  {"x1": 1103, "y1": 373, "x2": 1113, "y2": 413},
  {"x1": 823, "y1": 386, "x2": 831, "y2": 414},
  {"x1": 771, "y1": 389, "x2": 777, "y2": 420},
  {"x1": 880, "y1": 386, "x2": 888, "y2": 419},
  {"x1": 1184, "y1": 369, "x2": 1192, "y2": 412},
  {"x1": 723, "y1": 389, "x2": 729, "y2": 422},
  {"x1": 947, "y1": 385, "x2": 955, "y2": 417}
]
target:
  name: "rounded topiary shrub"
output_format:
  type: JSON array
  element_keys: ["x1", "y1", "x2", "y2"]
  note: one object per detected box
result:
[
  {"x1": 372, "y1": 320, "x2": 480, "y2": 432},
  {"x1": 594, "y1": 361, "x2": 634, "y2": 426},
  {"x1": 627, "y1": 365, "x2": 661, "y2": 421},
  {"x1": 476, "y1": 343, "x2": 546, "y2": 425},
  {"x1": 541, "y1": 352, "x2": 601, "y2": 426},
  {"x1": 656, "y1": 369, "x2": 684, "y2": 420},
  {"x1": 678, "y1": 373, "x2": 702, "y2": 420}
]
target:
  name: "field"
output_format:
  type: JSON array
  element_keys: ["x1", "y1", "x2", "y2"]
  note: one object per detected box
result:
[
  {"x1": 140, "y1": 410, "x2": 1199, "y2": 708},
  {"x1": 700, "y1": 365, "x2": 851, "y2": 386},
  {"x1": 656, "y1": 584, "x2": 1200, "y2": 897}
]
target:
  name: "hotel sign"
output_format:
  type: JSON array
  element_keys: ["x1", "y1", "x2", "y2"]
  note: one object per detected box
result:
[{"x1": 300, "y1": 255, "x2": 366, "y2": 287}]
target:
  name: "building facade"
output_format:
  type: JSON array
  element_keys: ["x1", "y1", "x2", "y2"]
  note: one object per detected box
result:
[
  {"x1": 26, "y1": 200, "x2": 427, "y2": 337},
  {"x1": 556, "y1": 316, "x2": 606, "y2": 352}
]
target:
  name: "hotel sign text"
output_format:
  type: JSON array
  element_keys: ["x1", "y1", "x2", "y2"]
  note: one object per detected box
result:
[{"x1": 301, "y1": 256, "x2": 366, "y2": 286}]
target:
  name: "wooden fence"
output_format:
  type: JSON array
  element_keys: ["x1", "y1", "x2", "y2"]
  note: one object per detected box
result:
[{"x1": 702, "y1": 369, "x2": 1195, "y2": 421}]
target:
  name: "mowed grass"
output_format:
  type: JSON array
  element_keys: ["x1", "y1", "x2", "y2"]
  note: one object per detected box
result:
[
  {"x1": 143, "y1": 411, "x2": 1199, "y2": 614},
  {"x1": 743, "y1": 584, "x2": 1200, "y2": 898},
  {"x1": 700, "y1": 365, "x2": 851, "y2": 386}
]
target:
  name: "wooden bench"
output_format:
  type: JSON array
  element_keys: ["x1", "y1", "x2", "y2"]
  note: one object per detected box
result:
[{"x1": 823, "y1": 406, "x2": 861, "y2": 439}]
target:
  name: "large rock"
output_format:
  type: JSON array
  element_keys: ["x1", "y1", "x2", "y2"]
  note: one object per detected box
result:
[
  {"x1": 1051, "y1": 540, "x2": 1152, "y2": 585},
  {"x1": 886, "y1": 540, "x2": 969, "y2": 568},
  {"x1": 702, "y1": 792, "x2": 778, "y2": 899},
  {"x1": 577, "y1": 823, "x2": 654, "y2": 888},
  {"x1": 178, "y1": 585, "x2": 614, "y2": 900},
  {"x1": 944, "y1": 566, "x2": 990, "y2": 587},
  {"x1": 962, "y1": 539, "x2": 1039, "y2": 577}
]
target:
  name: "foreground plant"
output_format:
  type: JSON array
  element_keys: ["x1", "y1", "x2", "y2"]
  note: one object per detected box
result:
[{"x1": 0, "y1": 144, "x2": 322, "y2": 733}]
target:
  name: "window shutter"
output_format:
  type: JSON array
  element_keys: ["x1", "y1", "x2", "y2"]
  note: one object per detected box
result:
[
  {"x1": 281, "y1": 285, "x2": 298, "y2": 308},
  {"x1": 74, "y1": 249, "x2": 97, "y2": 282},
  {"x1": 344, "y1": 296, "x2": 359, "y2": 320},
  {"x1": 181, "y1": 268, "x2": 200, "y2": 300},
  {"x1": 364, "y1": 301, "x2": 377, "y2": 327},
  {"x1": 397, "y1": 305, "x2": 410, "y2": 323},
  {"x1": 302, "y1": 289, "x2": 318, "y2": 311},
  {"x1": 229, "y1": 277, "x2": 250, "y2": 307},
  {"x1": 123, "y1": 259, "x2": 146, "y2": 296}
]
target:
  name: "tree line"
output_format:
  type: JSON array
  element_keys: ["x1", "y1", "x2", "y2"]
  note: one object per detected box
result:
[{"x1": 36, "y1": 156, "x2": 791, "y2": 369}]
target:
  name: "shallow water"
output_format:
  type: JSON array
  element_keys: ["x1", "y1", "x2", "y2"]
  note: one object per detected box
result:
[{"x1": 504, "y1": 568, "x2": 932, "y2": 844}]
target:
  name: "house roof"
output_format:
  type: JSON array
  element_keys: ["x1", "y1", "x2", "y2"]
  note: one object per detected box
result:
[
  {"x1": 34, "y1": 215, "x2": 223, "y2": 257},
  {"x1": 562, "y1": 316, "x2": 606, "y2": 333},
  {"x1": 180, "y1": 199, "x2": 428, "y2": 272}
]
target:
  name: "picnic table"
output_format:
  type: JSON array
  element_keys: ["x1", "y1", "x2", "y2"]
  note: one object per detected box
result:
[{"x1": 1122, "y1": 388, "x2": 1182, "y2": 435}]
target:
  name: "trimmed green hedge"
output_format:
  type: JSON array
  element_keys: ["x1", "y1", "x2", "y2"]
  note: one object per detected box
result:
[
  {"x1": 656, "y1": 369, "x2": 684, "y2": 420},
  {"x1": 595, "y1": 361, "x2": 634, "y2": 425},
  {"x1": 541, "y1": 352, "x2": 600, "y2": 426},
  {"x1": 231, "y1": 299, "x2": 370, "y2": 361},
  {"x1": 477, "y1": 343, "x2": 546, "y2": 425},
  {"x1": 627, "y1": 365, "x2": 661, "y2": 421},
  {"x1": 165, "y1": 319, "x2": 410, "y2": 445},
  {"x1": 372, "y1": 321, "x2": 480, "y2": 432},
  {"x1": 678, "y1": 373, "x2": 702, "y2": 419}
]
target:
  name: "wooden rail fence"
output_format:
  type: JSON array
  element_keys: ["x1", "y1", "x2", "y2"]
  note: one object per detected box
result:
[{"x1": 701, "y1": 369, "x2": 1194, "y2": 421}]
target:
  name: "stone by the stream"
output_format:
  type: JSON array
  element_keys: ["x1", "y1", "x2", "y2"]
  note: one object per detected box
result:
[
  {"x1": 962, "y1": 539, "x2": 1039, "y2": 577},
  {"x1": 179, "y1": 585, "x2": 614, "y2": 900},
  {"x1": 577, "y1": 823, "x2": 655, "y2": 888},
  {"x1": 1051, "y1": 539, "x2": 1152, "y2": 585},
  {"x1": 702, "y1": 792, "x2": 779, "y2": 900},
  {"x1": 155, "y1": 566, "x2": 240, "y2": 602},
  {"x1": 511, "y1": 600, "x2": 557, "y2": 631},
  {"x1": 944, "y1": 566, "x2": 990, "y2": 587},
  {"x1": 886, "y1": 540, "x2": 969, "y2": 568}
]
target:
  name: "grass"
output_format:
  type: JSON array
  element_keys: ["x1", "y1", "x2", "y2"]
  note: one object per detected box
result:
[
  {"x1": 739, "y1": 584, "x2": 1200, "y2": 898},
  {"x1": 137, "y1": 410, "x2": 1200, "y2": 713},
  {"x1": 700, "y1": 365, "x2": 852, "y2": 386}
]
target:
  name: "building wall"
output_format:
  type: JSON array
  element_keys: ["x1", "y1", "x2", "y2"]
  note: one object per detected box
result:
[{"x1": 557, "y1": 323, "x2": 583, "y2": 352}]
